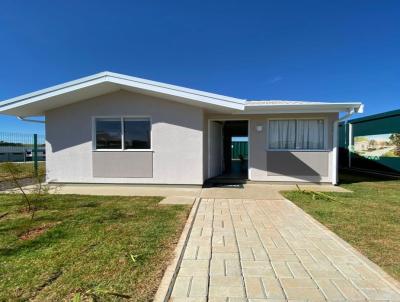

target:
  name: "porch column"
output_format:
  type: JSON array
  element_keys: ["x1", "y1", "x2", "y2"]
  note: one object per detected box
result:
[{"x1": 332, "y1": 120, "x2": 339, "y2": 185}]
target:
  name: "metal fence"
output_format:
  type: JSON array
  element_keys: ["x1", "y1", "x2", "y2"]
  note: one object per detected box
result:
[
  {"x1": 231, "y1": 141, "x2": 248, "y2": 160},
  {"x1": 0, "y1": 132, "x2": 45, "y2": 178},
  {"x1": 339, "y1": 109, "x2": 400, "y2": 176}
]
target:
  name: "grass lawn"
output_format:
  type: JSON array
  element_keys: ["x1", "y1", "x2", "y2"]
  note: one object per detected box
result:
[
  {"x1": 282, "y1": 172, "x2": 400, "y2": 281},
  {"x1": 0, "y1": 194, "x2": 190, "y2": 301},
  {"x1": 0, "y1": 162, "x2": 46, "y2": 181}
]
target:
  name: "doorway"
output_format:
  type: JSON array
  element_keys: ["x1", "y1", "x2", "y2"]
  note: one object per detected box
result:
[{"x1": 208, "y1": 120, "x2": 249, "y2": 181}]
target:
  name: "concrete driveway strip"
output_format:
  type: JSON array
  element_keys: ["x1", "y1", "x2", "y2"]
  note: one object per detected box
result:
[{"x1": 169, "y1": 198, "x2": 400, "y2": 302}]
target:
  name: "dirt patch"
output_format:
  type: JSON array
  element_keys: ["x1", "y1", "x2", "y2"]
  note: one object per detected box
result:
[
  {"x1": 19, "y1": 223, "x2": 58, "y2": 240},
  {"x1": 0, "y1": 177, "x2": 39, "y2": 191}
]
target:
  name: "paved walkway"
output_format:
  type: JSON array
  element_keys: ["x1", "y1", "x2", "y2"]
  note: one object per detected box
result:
[
  {"x1": 4, "y1": 183, "x2": 349, "y2": 198},
  {"x1": 169, "y1": 198, "x2": 400, "y2": 301}
]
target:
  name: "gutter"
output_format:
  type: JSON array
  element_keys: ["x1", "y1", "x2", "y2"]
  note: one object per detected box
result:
[
  {"x1": 17, "y1": 116, "x2": 45, "y2": 124},
  {"x1": 331, "y1": 104, "x2": 364, "y2": 185}
]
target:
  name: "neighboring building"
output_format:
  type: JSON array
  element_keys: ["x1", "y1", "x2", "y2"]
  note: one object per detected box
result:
[
  {"x1": 0, "y1": 72, "x2": 363, "y2": 185},
  {"x1": 339, "y1": 109, "x2": 400, "y2": 176}
]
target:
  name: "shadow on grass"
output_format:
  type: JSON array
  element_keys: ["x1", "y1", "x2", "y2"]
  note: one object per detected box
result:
[
  {"x1": 339, "y1": 169, "x2": 399, "y2": 185},
  {"x1": 0, "y1": 227, "x2": 67, "y2": 257}
]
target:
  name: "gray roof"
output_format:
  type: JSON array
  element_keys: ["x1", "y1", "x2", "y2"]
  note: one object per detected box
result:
[
  {"x1": 246, "y1": 100, "x2": 325, "y2": 105},
  {"x1": 0, "y1": 72, "x2": 363, "y2": 116}
]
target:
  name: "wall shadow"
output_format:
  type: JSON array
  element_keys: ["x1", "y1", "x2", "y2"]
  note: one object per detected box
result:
[
  {"x1": 265, "y1": 152, "x2": 323, "y2": 182},
  {"x1": 339, "y1": 147, "x2": 400, "y2": 183},
  {"x1": 339, "y1": 168, "x2": 400, "y2": 184}
]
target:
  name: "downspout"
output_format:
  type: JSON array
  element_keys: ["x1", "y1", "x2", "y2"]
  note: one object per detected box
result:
[
  {"x1": 17, "y1": 116, "x2": 45, "y2": 124},
  {"x1": 332, "y1": 105, "x2": 363, "y2": 185}
]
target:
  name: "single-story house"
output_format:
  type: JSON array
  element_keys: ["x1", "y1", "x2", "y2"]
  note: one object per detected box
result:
[{"x1": 0, "y1": 72, "x2": 363, "y2": 185}]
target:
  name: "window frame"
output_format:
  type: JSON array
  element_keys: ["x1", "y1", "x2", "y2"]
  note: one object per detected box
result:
[
  {"x1": 92, "y1": 116, "x2": 152, "y2": 151},
  {"x1": 266, "y1": 117, "x2": 328, "y2": 151}
]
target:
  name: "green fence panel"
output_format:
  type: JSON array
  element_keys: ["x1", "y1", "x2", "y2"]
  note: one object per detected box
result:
[
  {"x1": 33, "y1": 134, "x2": 38, "y2": 176},
  {"x1": 231, "y1": 141, "x2": 248, "y2": 160},
  {"x1": 0, "y1": 132, "x2": 45, "y2": 179},
  {"x1": 339, "y1": 109, "x2": 400, "y2": 175}
]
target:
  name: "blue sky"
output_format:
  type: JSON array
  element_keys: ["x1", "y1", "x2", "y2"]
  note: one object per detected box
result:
[{"x1": 0, "y1": 0, "x2": 399, "y2": 135}]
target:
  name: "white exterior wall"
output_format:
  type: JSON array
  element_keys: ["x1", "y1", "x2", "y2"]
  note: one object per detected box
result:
[
  {"x1": 45, "y1": 90, "x2": 204, "y2": 185},
  {"x1": 45, "y1": 91, "x2": 337, "y2": 185}
]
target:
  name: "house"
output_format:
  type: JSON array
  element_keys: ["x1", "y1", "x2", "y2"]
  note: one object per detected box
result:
[{"x1": 0, "y1": 72, "x2": 363, "y2": 185}]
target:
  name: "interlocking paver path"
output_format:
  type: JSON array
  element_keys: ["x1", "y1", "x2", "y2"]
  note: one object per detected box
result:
[{"x1": 169, "y1": 198, "x2": 400, "y2": 301}]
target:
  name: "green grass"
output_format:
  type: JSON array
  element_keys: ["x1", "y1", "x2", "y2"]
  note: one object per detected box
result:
[
  {"x1": 282, "y1": 172, "x2": 400, "y2": 281},
  {"x1": 0, "y1": 194, "x2": 190, "y2": 301},
  {"x1": 0, "y1": 162, "x2": 46, "y2": 181}
]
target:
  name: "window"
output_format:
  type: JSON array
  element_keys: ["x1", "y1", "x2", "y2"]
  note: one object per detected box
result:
[
  {"x1": 124, "y1": 118, "x2": 151, "y2": 149},
  {"x1": 96, "y1": 118, "x2": 122, "y2": 149},
  {"x1": 95, "y1": 117, "x2": 151, "y2": 150},
  {"x1": 268, "y1": 119, "x2": 325, "y2": 150}
]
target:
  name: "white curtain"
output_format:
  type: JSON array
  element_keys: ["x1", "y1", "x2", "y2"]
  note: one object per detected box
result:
[
  {"x1": 295, "y1": 120, "x2": 324, "y2": 149},
  {"x1": 269, "y1": 120, "x2": 296, "y2": 149},
  {"x1": 269, "y1": 119, "x2": 324, "y2": 150}
]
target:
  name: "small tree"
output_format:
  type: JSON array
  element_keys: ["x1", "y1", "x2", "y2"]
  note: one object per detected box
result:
[
  {"x1": 368, "y1": 139, "x2": 377, "y2": 149},
  {"x1": 389, "y1": 133, "x2": 400, "y2": 156},
  {"x1": 1, "y1": 162, "x2": 49, "y2": 219}
]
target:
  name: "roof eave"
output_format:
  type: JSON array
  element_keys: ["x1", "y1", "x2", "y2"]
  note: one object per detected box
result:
[
  {"x1": 243, "y1": 103, "x2": 363, "y2": 114},
  {"x1": 0, "y1": 72, "x2": 246, "y2": 116},
  {"x1": 0, "y1": 71, "x2": 364, "y2": 117}
]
